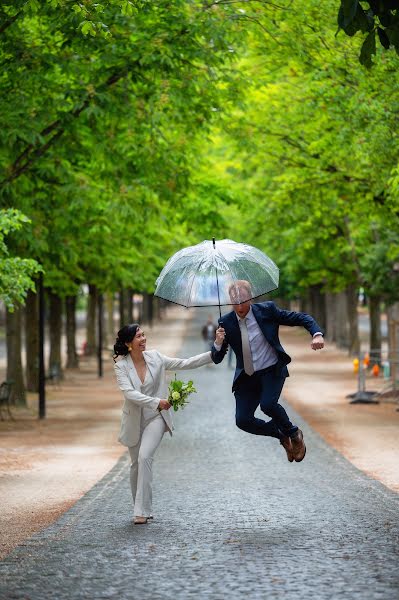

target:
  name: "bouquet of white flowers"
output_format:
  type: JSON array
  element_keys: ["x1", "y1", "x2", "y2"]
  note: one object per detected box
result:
[{"x1": 167, "y1": 374, "x2": 197, "y2": 411}]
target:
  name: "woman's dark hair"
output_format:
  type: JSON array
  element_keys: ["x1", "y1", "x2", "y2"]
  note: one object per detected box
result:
[{"x1": 113, "y1": 324, "x2": 140, "y2": 362}]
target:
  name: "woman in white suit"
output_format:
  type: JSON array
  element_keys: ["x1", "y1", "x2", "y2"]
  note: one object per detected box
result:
[{"x1": 113, "y1": 323, "x2": 223, "y2": 524}]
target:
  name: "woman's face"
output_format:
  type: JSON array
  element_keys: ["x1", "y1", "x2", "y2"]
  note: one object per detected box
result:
[{"x1": 128, "y1": 327, "x2": 146, "y2": 353}]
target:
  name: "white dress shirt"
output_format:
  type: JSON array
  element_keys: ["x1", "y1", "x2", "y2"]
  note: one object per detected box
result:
[{"x1": 237, "y1": 307, "x2": 278, "y2": 371}]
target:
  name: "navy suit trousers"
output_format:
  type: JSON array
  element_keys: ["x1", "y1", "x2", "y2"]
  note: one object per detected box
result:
[{"x1": 234, "y1": 368, "x2": 298, "y2": 439}]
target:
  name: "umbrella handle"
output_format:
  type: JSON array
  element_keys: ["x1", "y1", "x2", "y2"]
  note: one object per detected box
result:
[{"x1": 213, "y1": 238, "x2": 222, "y2": 322}]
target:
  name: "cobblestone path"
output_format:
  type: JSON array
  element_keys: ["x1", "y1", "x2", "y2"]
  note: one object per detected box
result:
[{"x1": 1, "y1": 313, "x2": 398, "y2": 599}]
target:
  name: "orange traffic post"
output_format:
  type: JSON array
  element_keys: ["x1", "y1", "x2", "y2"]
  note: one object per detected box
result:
[{"x1": 372, "y1": 364, "x2": 380, "y2": 377}]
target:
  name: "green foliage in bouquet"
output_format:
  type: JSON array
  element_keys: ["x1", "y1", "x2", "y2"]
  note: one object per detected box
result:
[{"x1": 168, "y1": 375, "x2": 197, "y2": 412}]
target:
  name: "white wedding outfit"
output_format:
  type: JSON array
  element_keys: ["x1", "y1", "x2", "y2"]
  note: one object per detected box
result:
[{"x1": 114, "y1": 349, "x2": 212, "y2": 517}]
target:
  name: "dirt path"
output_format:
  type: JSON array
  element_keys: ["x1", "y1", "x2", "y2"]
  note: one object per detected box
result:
[{"x1": 281, "y1": 327, "x2": 399, "y2": 492}]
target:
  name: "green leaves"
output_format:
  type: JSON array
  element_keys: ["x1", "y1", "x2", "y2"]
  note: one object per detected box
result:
[
  {"x1": 191, "y1": 0, "x2": 399, "y2": 303},
  {"x1": 337, "y1": 0, "x2": 399, "y2": 64},
  {"x1": 0, "y1": 0, "x2": 248, "y2": 301},
  {"x1": 386, "y1": 23, "x2": 399, "y2": 52},
  {"x1": 377, "y1": 27, "x2": 391, "y2": 49},
  {"x1": 0, "y1": 209, "x2": 41, "y2": 309},
  {"x1": 80, "y1": 21, "x2": 97, "y2": 36},
  {"x1": 3, "y1": 0, "x2": 397, "y2": 311},
  {"x1": 338, "y1": 1, "x2": 373, "y2": 36},
  {"x1": 168, "y1": 375, "x2": 197, "y2": 411},
  {"x1": 119, "y1": 1, "x2": 135, "y2": 17},
  {"x1": 360, "y1": 29, "x2": 376, "y2": 67},
  {"x1": 338, "y1": 0, "x2": 360, "y2": 30}
]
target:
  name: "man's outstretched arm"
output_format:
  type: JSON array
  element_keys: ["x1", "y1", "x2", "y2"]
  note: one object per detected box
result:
[{"x1": 269, "y1": 302, "x2": 325, "y2": 351}]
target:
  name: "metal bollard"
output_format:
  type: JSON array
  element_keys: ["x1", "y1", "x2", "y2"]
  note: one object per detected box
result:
[
  {"x1": 347, "y1": 352, "x2": 379, "y2": 404},
  {"x1": 382, "y1": 361, "x2": 390, "y2": 379}
]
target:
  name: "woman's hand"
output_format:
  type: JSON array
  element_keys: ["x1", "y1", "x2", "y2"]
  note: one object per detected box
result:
[
  {"x1": 158, "y1": 399, "x2": 171, "y2": 411},
  {"x1": 215, "y1": 327, "x2": 226, "y2": 346}
]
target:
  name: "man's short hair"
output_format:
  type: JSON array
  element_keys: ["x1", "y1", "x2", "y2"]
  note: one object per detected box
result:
[{"x1": 228, "y1": 280, "x2": 252, "y2": 303}]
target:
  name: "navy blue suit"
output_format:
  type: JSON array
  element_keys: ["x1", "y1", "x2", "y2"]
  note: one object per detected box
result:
[{"x1": 211, "y1": 301, "x2": 323, "y2": 439}]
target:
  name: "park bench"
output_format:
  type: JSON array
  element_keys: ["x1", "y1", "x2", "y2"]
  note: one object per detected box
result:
[
  {"x1": 0, "y1": 380, "x2": 14, "y2": 420},
  {"x1": 46, "y1": 364, "x2": 61, "y2": 386}
]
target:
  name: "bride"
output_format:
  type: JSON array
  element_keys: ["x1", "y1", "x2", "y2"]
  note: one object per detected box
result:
[{"x1": 113, "y1": 323, "x2": 224, "y2": 524}]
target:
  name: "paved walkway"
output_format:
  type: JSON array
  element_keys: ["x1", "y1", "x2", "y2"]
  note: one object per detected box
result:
[{"x1": 1, "y1": 313, "x2": 398, "y2": 599}]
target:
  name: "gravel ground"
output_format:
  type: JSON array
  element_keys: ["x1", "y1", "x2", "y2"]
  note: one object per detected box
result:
[{"x1": 0, "y1": 312, "x2": 398, "y2": 600}]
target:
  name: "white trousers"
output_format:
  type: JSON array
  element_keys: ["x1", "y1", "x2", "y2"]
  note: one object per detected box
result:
[{"x1": 128, "y1": 413, "x2": 166, "y2": 517}]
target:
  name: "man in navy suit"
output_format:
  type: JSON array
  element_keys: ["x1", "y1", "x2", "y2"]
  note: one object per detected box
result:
[{"x1": 211, "y1": 280, "x2": 324, "y2": 462}]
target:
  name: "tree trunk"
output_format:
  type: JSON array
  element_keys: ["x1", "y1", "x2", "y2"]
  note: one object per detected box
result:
[
  {"x1": 141, "y1": 293, "x2": 154, "y2": 327},
  {"x1": 153, "y1": 296, "x2": 161, "y2": 320},
  {"x1": 137, "y1": 294, "x2": 143, "y2": 323},
  {"x1": 86, "y1": 284, "x2": 97, "y2": 355},
  {"x1": 6, "y1": 305, "x2": 26, "y2": 406},
  {"x1": 158, "y1": 297, "x2": 168, "y2": 319},
  {"x1": 275, "y1": 297, "x2": 290, "y2": 310},
  {"x1": 48, "y1": 291, "x2": 63, "y2": 378},
  {"x1": 386, "y1": 302, "x2": 399, "y2": 388},
  {"x1": 346, "y1": 283, "x2": 360, "y2": 356},
  {"x1": 65, "y1": 295, "x2": 79, "y2": 368},
  {"x1": 105, "y1": 293, "x2": 115, "y2": 344},
  {"x1": 126, "y1": 288, "x2": 133, "y2": 323},
  {"x1": 119, "y1": 289, "x2": 126, "y2": 328},
  {"x1": 299, "y1": 292, "x2": 311, "y2": 314},
  {"x1": 159, "y1": 298, "x2": 167, "y2": 315},
  {"x1": 325, "y1": 292, "x2": 337, "y2": 343},
  {"x1": 369, "y1": 295, "x2": 381, "y2": 366},
  {"x1": 141, "y1": 292, "x2": 149, "y2": 324},
  {"x1": 308, "y1": 285, "x2": 326, "y2": 331},
  {"x1": 335, "y1": 291, "x2": 349, "y2": 350},
  {"x1": 25, "y1": 288, "x2": 39, "y2": 392},
  {"x1": 148, "y1": 294, "x2": 154, "y2": 328}
]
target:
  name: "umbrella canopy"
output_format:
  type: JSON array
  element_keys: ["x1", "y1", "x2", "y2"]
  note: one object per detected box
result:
[{"x1": 154, "y1": 238, "x2": 279, "y2": 311}]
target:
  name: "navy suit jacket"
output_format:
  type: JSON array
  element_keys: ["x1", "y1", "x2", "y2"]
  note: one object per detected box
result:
[{"x1": 211, "y1": 301, "x2": 323, "y2": 390}]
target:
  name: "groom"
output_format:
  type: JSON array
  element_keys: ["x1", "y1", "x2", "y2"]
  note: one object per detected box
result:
[{"x1": 211, "y1": 280, "x2": 324, "y2": 462}]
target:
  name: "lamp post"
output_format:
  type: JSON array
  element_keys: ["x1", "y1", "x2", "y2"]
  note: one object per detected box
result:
[
  {"x1": 38, "y1": 271, "x2": 45, "y2": 419},
  {"x1": 98, "y1": 292, "x2": 103, "y2": 378}
]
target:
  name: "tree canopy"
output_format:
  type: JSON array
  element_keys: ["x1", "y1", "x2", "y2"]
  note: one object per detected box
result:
[
  {"x1": 0, "y1": 0, "x2": 398, "y2": 307},
  {"x1": 186, "y1": 0, "x2": 399, "y2": 303},
  {"x1": 0, "y1": 0, "x2": 245, "y2": 296}
]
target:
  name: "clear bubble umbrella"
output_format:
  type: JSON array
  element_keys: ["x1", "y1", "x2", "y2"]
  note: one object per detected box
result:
[{"x1": 154, "y1": 238, "x2": 279, "y2": 319}]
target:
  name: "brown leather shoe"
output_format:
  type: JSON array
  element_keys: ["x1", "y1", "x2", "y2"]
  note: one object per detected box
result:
[
  {"x1": 280, "y1": 435, "x2": 294, "y2": 463},
  {"x1": 133, "y1": 516, "x2": 148, "y2": 525},
  {"x1": 291, "y1": 429, "x2": 306, "y2": 462}
]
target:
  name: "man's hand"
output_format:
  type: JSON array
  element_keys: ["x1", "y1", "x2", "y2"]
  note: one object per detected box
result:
[
  {"x1": 215, "y1": 327, "x2": 226, "y2": 346},
  {"x1": 158, "y1": 399, "x2": 171, "y2": 411},
  {"x1": 311, "y1": 334, "x2": 324, "y2": 351}
]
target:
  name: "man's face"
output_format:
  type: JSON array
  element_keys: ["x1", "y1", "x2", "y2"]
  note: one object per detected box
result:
[
  {"x1": 233, "y1": 300, "x2": 251, "y2": 319},
  {"x1": 229, "y1": 286, "x2": 251, "y2": 319}
]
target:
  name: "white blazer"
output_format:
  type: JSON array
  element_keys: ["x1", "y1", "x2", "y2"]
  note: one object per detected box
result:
[{"x1": 114, "y1": 349, "x2": 212, "y2": 447}]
